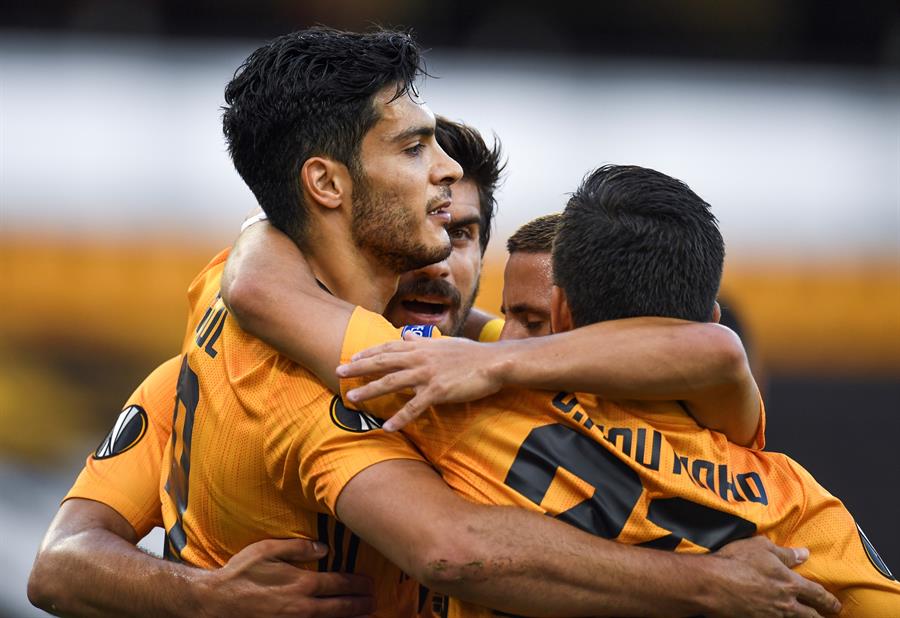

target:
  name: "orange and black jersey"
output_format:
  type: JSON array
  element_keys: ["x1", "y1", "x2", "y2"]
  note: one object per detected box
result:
[
  {"x1": 340, "y1": 307, "x2": 900, "y2": 617},
  {"x1": 159, "y1": 250, "x2": 439, "y2": 615}
]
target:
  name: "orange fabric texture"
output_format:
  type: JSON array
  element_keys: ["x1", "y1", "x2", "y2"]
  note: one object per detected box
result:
[
  {"x1": 341, "y1": 309, "x2": 900, "y2": 617},
  {"x1": 64, "y1": 355, "x2": 182, "y2": 538},
  {"x1": 158, "y1": 257, "x2": 431, "y2": 615}
]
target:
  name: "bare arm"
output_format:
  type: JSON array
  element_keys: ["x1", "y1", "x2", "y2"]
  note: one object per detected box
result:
[
  {"x1": 337, "y1": 459, "x2": 838, "y2": 617},
  {"x1": 341, "y1": 319, "x2": 761, "y2": 445},
  {"x1": 221, "y1": 221, "x2": 353, "y2": 393},
  {"x1": 222, "y1": 224, "x2": 828, "y2": 615},
  {"x1": 223, "y1": 223, "x2": 759, "y2": 444},
  {"x1": 28, "y1": 499, "x2": 373, "y2": 618},
  {"x1": 497, "y1": 318, "x2": 761, "y2": 445}
]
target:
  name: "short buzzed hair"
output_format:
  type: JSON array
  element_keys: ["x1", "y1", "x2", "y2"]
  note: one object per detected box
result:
[
  {"x1": 553, "y1": 165, "x2": 724, "y2": 327},
  {"x1": 506, "y1": 213, "x2": 561, "y2": 254}
]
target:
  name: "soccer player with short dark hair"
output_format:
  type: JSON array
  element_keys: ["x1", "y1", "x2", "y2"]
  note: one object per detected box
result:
[
  {"x1": 27, "y1": 114, "x2": 504, "y2": 618},
  {"x1": 333, "y1": 165, "x2": 900, "y2": 615},
  {"x1": 500, "y1": 212, "x2": 560, "y2": 339},
  {"x1": 553, "y1": 165, "x2": 724, "y2": 326}
]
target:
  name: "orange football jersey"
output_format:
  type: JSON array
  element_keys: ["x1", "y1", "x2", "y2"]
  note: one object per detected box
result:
[
  {"x1": 157, "y1": 251, "x2": 438, "y2": 616},
  {"x1": 64, "y1": 355, "x2": 182, "y2": 538},
  {"x1": 340, "y1": 307, "x2": 900, "y2": 617}
]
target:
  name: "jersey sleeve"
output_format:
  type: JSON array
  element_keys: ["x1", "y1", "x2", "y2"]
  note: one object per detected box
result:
[
  {"x1": 478, "y1": 318, "x2": 505, "y2": 343},
  {"x1": 248, "y1": 335, "x2": 433, "y2": 517},
  {"x1": 783, "y1": 459, "x2": 900, "y2": 612},
  {"x1": 338, "y1": 306, "x2": 441, "y2": 422},
  {"x1": 64, "y1": 356, "x2": 181, "y2": 538}
]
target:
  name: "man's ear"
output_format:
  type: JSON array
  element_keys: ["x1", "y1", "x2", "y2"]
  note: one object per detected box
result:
[
  {"x1": 550, "y1": 285, "x2": 574, "y2": 334},
  {"x1": 711, "y1": 301, "x2": 721, "y2": 324},
  {"x1": 300, "y1": 157, "x2": 351, "y2": 210}
]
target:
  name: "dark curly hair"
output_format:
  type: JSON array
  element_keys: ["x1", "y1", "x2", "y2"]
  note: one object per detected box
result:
[{"x1": 435, "y1": 117, "x2": 505, "y2": 254}]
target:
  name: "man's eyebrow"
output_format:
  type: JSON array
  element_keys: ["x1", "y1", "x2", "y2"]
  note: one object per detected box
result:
[
  {"x1": 504, "y1": 303, "x2": 546, "y2": 315},
  {"x1": 447, "y1": 215, "x2": 481, "y2": 231},
  {"x1": 389, "y1": 125, "x2": 434, "y2": 143}
]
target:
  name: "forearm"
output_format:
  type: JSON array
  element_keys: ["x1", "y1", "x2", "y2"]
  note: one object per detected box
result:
[
  {"x1": 497, "y1": 318, "x2": 734, "y2": 397},
  {"x1": 29, "y1": 513, "x2": 209, "y2": 617},
  {"x1": 494, "y1": 319, "x2": 760, "y2": 445},
  {"x1": 423, "y1": 503, "x2": 720, "y2": 617},
  {"x1": 338, "y1": 461, "x2": 718, "y2": 617},
  {"x1": 221, "y1": 222, "x2": 351, "y2": 391}
]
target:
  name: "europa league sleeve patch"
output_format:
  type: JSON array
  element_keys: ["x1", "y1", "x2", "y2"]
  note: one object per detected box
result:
[
  {"x1": 329, "y1": 396, "x2": 384, "y2": 433},
  {"x1": 93, "y1": 405, "x2": 149, "y2": 459},
  {"x1": 858, "y1": 524, "x2": 896, "y2": 581}
]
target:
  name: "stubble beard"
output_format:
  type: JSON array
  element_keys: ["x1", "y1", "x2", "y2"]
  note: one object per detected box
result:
[
  {"x1": 351, "y1": 175, "x2": 450, "y2": 274},
  {"x1": 448, "y1": 287, "x2": 478, "y2": 336}
]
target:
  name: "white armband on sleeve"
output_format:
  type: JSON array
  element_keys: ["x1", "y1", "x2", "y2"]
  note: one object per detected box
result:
[{"x1": 240, "y1": 212, "x2": 269, "y2": 233}]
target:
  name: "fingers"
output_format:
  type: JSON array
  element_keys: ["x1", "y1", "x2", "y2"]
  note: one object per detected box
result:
[
  {"x1": 338, "y1": 354, "x2": 413, "y2": 380},
  {"x1": 770, "y1": 543, "x2": 809, "y2": 568},
  {"x1": 794, "y1": 574, "x2": 841, "y2": 616},
  {"x1": 350, "y1": 341, "x2": 408, "y2": 362},
  {"x1": 306, "y1": 594, "x2": 374, "y2": 618},
  {"x1": 785, "y1": 605, "x2": 825, "y2": 618},
  {"x1": 246, "y1": 538, "x2": 329, "y2": 563},
  {"x1": 345, "y1": 370, "x2": 421, "y2": 404},
  {"x1": 382, "y1": 396, "x2": 428, "y2": 432},
  {"x1": 306, "y1": 571, "x2": 374, "y2": 597}
]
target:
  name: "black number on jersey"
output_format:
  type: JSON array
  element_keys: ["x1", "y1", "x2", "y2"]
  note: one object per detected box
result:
[
  {"x1": 163, "y1": 356, "x2": 200, "y2": 561},
  {"x1": 194, "y1": 294, "x2": 227, "y2": 359},
  {"x1": 504, "y1": 423, "x2": 756, "y2": 551},
  {"x1": 315, "y1": 514, "x2": 362, "y2": 574}
]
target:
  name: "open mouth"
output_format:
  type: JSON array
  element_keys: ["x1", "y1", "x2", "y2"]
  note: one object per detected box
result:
[{"x1": 401, "y1": 299, "x2": 449, "y2": 316}]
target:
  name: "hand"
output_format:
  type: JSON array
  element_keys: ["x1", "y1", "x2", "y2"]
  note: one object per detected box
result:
[
  {"x1": 702, "y1": 536, "x2": 840, "y2": 617},
  {"x1": 204, "y1": 538, "x2": 374, "y2": 618},
  {"x1": 336, "y1": 333, "x2": 509, "y2": 431}
]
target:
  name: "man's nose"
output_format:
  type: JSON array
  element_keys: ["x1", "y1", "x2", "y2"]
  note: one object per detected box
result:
[
  {"x1": 435, "y1": 146, "x2": 463, "y2": 186},
  {"x1": 416, "y1": 258, "x2": 451, "y2": 280}
]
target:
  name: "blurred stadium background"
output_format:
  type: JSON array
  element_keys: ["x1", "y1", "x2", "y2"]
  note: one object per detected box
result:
[{"x1": 2, "y1": 1, "x2": 898, "y2": 615}]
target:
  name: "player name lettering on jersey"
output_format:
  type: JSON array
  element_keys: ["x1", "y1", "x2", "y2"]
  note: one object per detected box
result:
[{"x1": 551, "y1": 392, "x2": 769, "y2": 506}]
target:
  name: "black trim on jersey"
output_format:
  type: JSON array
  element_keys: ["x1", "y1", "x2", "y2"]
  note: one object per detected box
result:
[
  {"x1": 162, "y1": 358, "x2": 200, "y2": 562},
  {"x1": 345, "y1": 532, "x2": 360, "y2": 573},
  {"x1": 330, "y1": 521, "x2": 346, "y2": 572},
  {"x1": 315, "y1": 515, "x2": 362, "y2": 574},
  {"x1": 316, "y1": 514, "x2": 329, "y2": 572}
]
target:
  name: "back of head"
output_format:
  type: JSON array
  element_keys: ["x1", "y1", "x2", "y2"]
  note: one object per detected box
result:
[
  {"x1": 553, "y1": 164, "x2": 724, "y2": 327},
  {"x1": 222, "y1": 27, "x2": 424, "y2": 248},
  {"x1": 435, "y1": 116, "x2": 505, "y2": 254}
]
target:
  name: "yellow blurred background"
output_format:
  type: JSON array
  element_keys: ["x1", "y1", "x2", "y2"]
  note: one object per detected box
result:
[{"x1": 3, "y1": 235, "x2": 898, "y2": 462}]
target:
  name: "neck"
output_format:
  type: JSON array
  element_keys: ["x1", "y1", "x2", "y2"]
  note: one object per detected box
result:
[{"x1": 304, "y1": 224, "x2": 399, "y2": 314}]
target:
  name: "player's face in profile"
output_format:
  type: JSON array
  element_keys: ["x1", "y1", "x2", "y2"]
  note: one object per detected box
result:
[
  {"x1": 384, "y1": 179, "x2": 483, "y2": 335},
  {"x1": 351, "y1": 87, "x2": 463, "y2": 273},
  {"x1": 499, "y1": 251, "x2": 553, "y2": 340}
]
